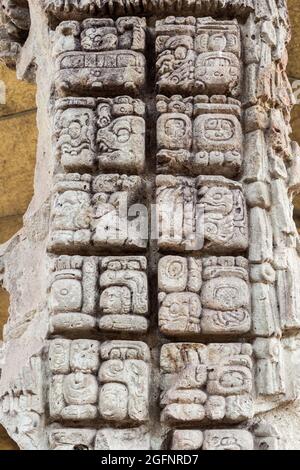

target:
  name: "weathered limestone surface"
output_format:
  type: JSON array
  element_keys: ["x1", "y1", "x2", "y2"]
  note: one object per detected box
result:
[{"x1": 1, "y1": 0, "x2": 300, "y2": 450}]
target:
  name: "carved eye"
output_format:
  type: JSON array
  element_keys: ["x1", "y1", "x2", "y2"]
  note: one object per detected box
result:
[
  {"x1": 98, "y1": 117, "x2": 110, "y2": 127},
  {"x1": 116, "y1": 128, "x2": 130, "y2": 143},
  {"x1": 60, "y1": 288, "x2": 69, "y2": 296},
  {"x1": 213, "y1": 192, "x2": 223, "y2": 200}
]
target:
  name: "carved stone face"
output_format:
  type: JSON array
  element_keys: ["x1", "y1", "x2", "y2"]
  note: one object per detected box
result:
[
  {"x1": 70, "y1": 340, "x2": 99, "y2": 373},
  {"x1": 195, "y1": 52, "x2": 240, "y2": 95},
  {"x1": 157, "y1": 113, "x2": 192, "y2": 151},
  {"x1": 97, "y1": 117, "x2": 133, "y2": 148},
  {"x1": 159, "y1": 292, "x2": 201, "y2": 334},
  {"x1": 99, "y1": 382, "x2": 128, "y2": 420},
  {"x1": 58, "y1": 109, "x2": 92, "y2": 146},
  {"x1": 204, "y1": 118, "x2": 234, "y2": 141},
  {"x1": 63, "y1": 372, "x2": 98, "y2": 405},
  {"x1": 100, "y1": 286, "x2": 131, "y2": 315},
  {"x1": 200, "y1": 186, "x2": 233, "y2": 215},
  {"x1": 97, "y1": 115, "x2": 145, "y2": 171},
  {"x1": 68, "y1": 121, "x2": 82, "y2": 140}
]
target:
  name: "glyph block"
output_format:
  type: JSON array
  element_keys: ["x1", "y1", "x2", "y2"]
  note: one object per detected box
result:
[
  {"x1": 49, "y1": 174, "x2": 147, "y2": 252},
  {"x1": 54, "y1": 96, "x2": 145, "y2": 173},
  {"x1": 156, "y1": 17, "x2": 241, "y2": 96},
  {"x1": 156, "y1": 175, "x2": 248, "y2": 253},
  {"x1": 54, "y1": 18, "x2": 146, "y2": 95},
  {"x1": 48, "y1": 339, "x2": 150, "y2": 424},
  {"x1": 49, "y1": 255, "x2": 148, "y2": 333},
  {"x1": 158, "y1": 255, "x2": 250, "y2": 336},
  {"x1": 160, "y1": 342, "x2": 253, "y2": 424},
  {"x1": 157, "y1": 95, "x2": 242, "y2": 177},
  {"x1": 171, "y1": 429, "x2": 254, "y2": 450}
]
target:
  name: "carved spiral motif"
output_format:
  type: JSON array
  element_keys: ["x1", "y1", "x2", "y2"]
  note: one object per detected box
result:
[{"x1": 166, "y1": 259, "x2": 186, "y2": 279}]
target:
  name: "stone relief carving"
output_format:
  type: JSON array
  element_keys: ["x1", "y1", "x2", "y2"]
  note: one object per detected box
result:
[
  {"x1": 48, "y1": 255, "x2": 148, "y2": 333},
  {"x1": 157, "y1": 95, "x2": 243, "y2": 177},
  {"x1": 54, "y1": 97, "x2": 97, "y2": 173},
  {"x1": 158, "y1": 255, "x2": 250, "y2": 336},
  {"x1": 171, "y1": 429, "x2": 254, "y2": 450},
  {"x1": 48, "y1": 339, "x2": 150, "y2": 423},
  {"x1": 170, "y1": 425, "x2": 284, "y2": 450},
  {"x1": 156, "y1": 17, "x2": 241, "y2": 96},
  {"x1": 1, "y1": 0, "x2": 300, "y2": 451},
  {"x1": 49, "y1": 173, "x2": 147, "y2": 252},
  {"x1": 53, "y1": 18, "x2": 146, "y2": 95},
  {"x1": 49, "y1": 255, "x2": 98, "y2": 333},
  {"x1": 160, "y1": 342, "x2": 253, "y2": 424},
  {"x1": 49, "y1": 339, "x2": 100, "y2": 421},
  {"x1": 0, "y1": 356, "x2": 46, "y2": 450},
  {"x1": 48, "y1": 426, "x2": 151, "y2": 450},
  {"x1": 99, "y1": 256, "x2": 148, "y2": 332},
  {"x1": 54, "y1": 96, "x2": 145, "y2": 173},
  {"x1": 156, "y1": 175, "x2": 248, "y2": 252}
]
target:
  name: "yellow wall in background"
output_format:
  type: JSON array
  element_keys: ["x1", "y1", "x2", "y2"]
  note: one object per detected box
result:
[{"x1": 0, "y1": 62, "x2": 37, "y2": 450}]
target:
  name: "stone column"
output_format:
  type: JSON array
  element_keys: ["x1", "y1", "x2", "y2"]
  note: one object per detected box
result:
[{"x1": 1, "y1": 0, "x2": 300, "y2": 450}]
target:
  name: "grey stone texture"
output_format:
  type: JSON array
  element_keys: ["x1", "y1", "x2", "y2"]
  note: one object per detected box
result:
[{"x1": 1, "y1": 0, "x2": 300, "y2": 450}]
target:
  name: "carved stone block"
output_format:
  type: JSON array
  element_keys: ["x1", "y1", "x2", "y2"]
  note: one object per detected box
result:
[
  {"x1": 96, "y1": 97, "x2": 145, "y2": 172},
  {"x1": 253, "y1": 338, "x2": 285, "y2": 397},
  {"x1": 99, "y1": 256, "x2": 148, "y2": 332},
  {"x1": 54, "y1": 96, "x2": 145, "y2": 174},
  {"x1": 95, "y1": 426, "x2": 150, "y2": 450},
  {"x1": 171, "y1": 429, "x2": 254, "y2": 450},
  {"x1": 54, "y1": 18, "x2": 146, "y2": 95},
  {"x1": 48, "y1": 425, "x2": 150, "y2": 450},
  {"x1": 1, "y1": 0, "x2": 299, "y2": 452},
  {"x1": 254, "y1": 423, "x2": 285, "y2": 451},
  {"x1": 248, "y1": 208, "x2": 273, "y2": 264},
  {"x1": 49, "y1": 255, "x2": 148, "y2": 334},
  {"x1": 54, "y1": 98, "x2": 96, "y2": 172},
  {"x1": 250, "y1": 263, "x2": 280, "y2": 337},
  {"x1": 156, "y1": 175, "x2": 248, "y2": 253},
  {"x1": 156, "y1": 17, "x2": 241, "y2": 96},
  {"x1": 98, "y1": 341, "x2": 150, "y2": 424},
  {"x1": 48, "y1": 339, "x2": 100, "y2": 421},
  {"x1": 49, "y1": 255, "x2": 98, "y2": 333},
  {"x1": 275, "y1": 247, "x2": 300, "y2": 332},
  {"x1": 49, "y1": 173, "x2": 147, "y2": 252},
  {"x1": 48, "y1": 428, "x2": 96, "y2": 450},
  {"x1": 158, "y1": 255, "x2": 250, "y2": 336},
  {"x1": 48, "y1": 174, "x2": 92, "y2": 251},
  {"x1": 48, "y1": 339, "x2": 150, "y2": 424},
  {"x1": 201, "y1": 256, "x2": 250, "y2": 335},
  {"x1": 157, "y1": 95, "x2": 242, "y2": 177},
  {"x1": 160, "y1": 342, "x2": 253, "y2": 424},
  {"x1": 195, "y1": 18, "x2": 241, "y2": 96}
]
